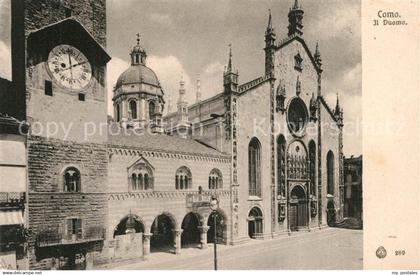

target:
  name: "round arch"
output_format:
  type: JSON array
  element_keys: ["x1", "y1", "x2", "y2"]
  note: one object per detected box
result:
[
  {"x1": 113, "y1": 214, "x2": 145, "y2": 237},
  {"x1": 181, "y1": 212, "x2": 201, "y2": 248},
  {"x1": 207, "y1": 208, "x2": 228, "y2": 245},
  {"x1": 248, "y1": 206, "x2": 264, "y2": 239},
  {"x1": 150, "y1": 212, "x2": 177, "y2": 253}
]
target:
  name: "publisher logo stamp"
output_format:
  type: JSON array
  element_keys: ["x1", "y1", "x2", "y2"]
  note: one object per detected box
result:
[{"x1": 376, "y1": 246, "x2": 387, "y2": 259}]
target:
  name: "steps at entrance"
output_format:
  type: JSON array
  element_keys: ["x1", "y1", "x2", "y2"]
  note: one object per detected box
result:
[{"x1": 334, "y1": 217, "x2": 363, "y2": 229}]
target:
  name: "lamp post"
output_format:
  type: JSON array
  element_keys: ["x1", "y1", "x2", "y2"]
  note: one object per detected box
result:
[{"x1": 209, "y1": 196, "x2": 219, "y2": 270}]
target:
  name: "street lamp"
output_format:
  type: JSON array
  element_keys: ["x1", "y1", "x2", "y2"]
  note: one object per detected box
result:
[{"x1": 209, "y1": 196, "x2": 219, "y2": 270}]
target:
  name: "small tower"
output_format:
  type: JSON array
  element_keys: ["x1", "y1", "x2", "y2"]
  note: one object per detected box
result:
[
  {"x1": 265, "y1": 9, "x2": 276, "y2": 77},
  {"x1": 288, "y1": 0, "x2": 304, "y2": 37},
  {"x1": 174, "y1": 73, "x2": 191, "y2": 138},
  {"x1": 196, "y1": 75, "x2": 201, "y2": 103},
  {"x1": 223, "y1": 45, "x2": 238, "y2": 141},
  {"x1": 334, "y1": 94, "x2": 344, "y2": 127},
  {"x1": 309, "y1": 92, "x2": 318, "y2": 121},
  {"x1": 223, "y1": 44, "x2": 239, "y2": 94},
  {"x1": 177, "y1": 73, "x2": 189, "y2": 122},
  {"x1": 314, "y1": 42, "x2": 323, "y2": 72},
  {"x1": 131, "y1": 33, "x2": 147, "y2": 65}
]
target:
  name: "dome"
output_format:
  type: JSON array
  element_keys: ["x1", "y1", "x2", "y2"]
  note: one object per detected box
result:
[{"x1": 115, "y1": 64, "x2": 160, "y2": 89}]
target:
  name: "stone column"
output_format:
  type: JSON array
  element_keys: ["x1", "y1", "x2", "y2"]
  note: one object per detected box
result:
[
  {"x1": 140, "y1": 97, "x2": 146, "y2": 122},
  {"x1": 197, "y1": 226, "x2": 210, "y2": 249},
  {"x1": 172, "y1": 229, "x2": 183, "y2": 255},
  {"x1": 143, "y1": 233, "x2": 152, "y2": 257}
]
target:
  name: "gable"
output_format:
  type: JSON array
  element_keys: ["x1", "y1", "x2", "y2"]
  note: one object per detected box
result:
[
  {"x1": 277, "y1": 36, "x2": 321, "y2": 75},
  {"x1": 127, "y1": 155, "x2": 155, "y2": 171}
]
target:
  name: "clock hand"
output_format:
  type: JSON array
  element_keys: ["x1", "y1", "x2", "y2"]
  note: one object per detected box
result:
[
  {"x1": 67, "y1": 51, "x2": 73, "y2": 79},
  {"x1": 60, "y1": 61, "x2": 88, "y2": 71}
]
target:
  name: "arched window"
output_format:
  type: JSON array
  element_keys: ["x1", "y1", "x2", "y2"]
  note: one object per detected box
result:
[
  {"x1": 175, "y1": 166, "x2": 192, "y2": 190},
  {"x1": 131, "y1": 173, "x2": 137, "y2": 190},
  {"x1": 149, "y1": 101, "x2": 155, "y2": 119},
  {"x1": 208, "y1": 169, "x2": 223, "y2": 189},
  {"x1": 129, "y1": 100, "x2": 137, "y2": 119},
  {"x1": 129, "y1": 167, "x2": 153, "y2": 191},
  {"x1": 138, "y1": 173, "x2": 143, "y2": 190},
  {"x1": 309, "y1": 141, "x2": 316, "y2": 196},
  {"x1": 116, "y1": 104, "x2": 121, "y2": 122},
  {"x1": 64, "y1": 167, "x2": 81, "y2": 192},
  {"x1": 144, "y1": 174, "x2": 149, "y2": 190},
  {"x1": 248, "y1": 138, "x2": 261, "y2": 197},
  {"x1": 327, "y1": 151, "x2": 335, "y2": 195},
  {"x1": 277, "y1": 135, "x2": 286, "y2": 197}
]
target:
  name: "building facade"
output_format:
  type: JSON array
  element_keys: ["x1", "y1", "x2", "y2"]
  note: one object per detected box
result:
[
  {"x1": 2, "y1": 0, "x2": 345, "y2": 270},
  {"x1": 0, "y1": 114, "x2": 28, "y2": 270}
]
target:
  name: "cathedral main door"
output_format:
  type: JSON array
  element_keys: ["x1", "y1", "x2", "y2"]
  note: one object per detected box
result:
[{"x1": 290, "y1": 186, "x2": 308, "y2": 231}]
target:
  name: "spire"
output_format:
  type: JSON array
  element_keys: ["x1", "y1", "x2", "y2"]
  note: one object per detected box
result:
[
  {"x1": 265, "y1": 9, "x2": 276, "y2": 42},
  {"x1": 288, "y1": 0, "x2": 304, "y2": 37},
  {"x1": 177, "y1": 72, "x2": 189, "y2": 125},
  {"x1": 178, "y1": 72, "x2": 186, "y2": 100},
  {"x1": 314, "y1": 41, "x2": 322, "y2": 70},
  {"x1": 196, "y1": 75, "x2": 201, "y2": 103},
  {"x1": 224, "y1": 44, "x2": 238, "y2": 93},
  {"x1": 335, "y1": 93, "x2": 344, "y2": 126},
  {"x1": 334, "y1": 93, "x2": 341, "y2": 116},
  {"x1": 227, "y1": 44, "x2": 233, "y2": 73},
  {"x1": 267, "y1": 9, "x2": 273, "y2": 31}
]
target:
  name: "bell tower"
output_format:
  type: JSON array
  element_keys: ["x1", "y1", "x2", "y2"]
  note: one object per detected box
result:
[{"x1": 288, "y1": 0, "x2": 304, "y2": 37}]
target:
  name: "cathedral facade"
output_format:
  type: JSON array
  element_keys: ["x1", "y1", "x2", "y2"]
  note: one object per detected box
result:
[{"x1": 2, "y1": 0, "x2": 343, "y2": 270}]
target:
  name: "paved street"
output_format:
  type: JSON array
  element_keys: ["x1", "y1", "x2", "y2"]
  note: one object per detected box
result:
[{"x1": 100, "y1": 228, "x2": 363, "y2": 270}]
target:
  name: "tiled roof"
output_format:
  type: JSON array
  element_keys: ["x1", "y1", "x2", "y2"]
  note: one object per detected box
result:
[{"x1": 108, "y1": 123, "x2": 228, "y2": 158}]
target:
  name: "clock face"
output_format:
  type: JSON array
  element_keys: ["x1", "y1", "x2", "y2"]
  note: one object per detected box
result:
[{"x1": 47, "y1": 44, "x2": 92, "y2": 90}]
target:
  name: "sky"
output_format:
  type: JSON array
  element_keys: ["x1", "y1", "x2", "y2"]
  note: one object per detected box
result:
[
  {"x1": 106, "y1": 0, "x2": 362, "y2": 156},
  {"x1": 0, "y1": 0, "x2": 361, "y2": 156}
]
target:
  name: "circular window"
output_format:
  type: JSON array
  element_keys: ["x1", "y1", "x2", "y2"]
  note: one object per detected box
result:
[{"x1": 287, "y1": 98, "x2": 308, "y2": 136}]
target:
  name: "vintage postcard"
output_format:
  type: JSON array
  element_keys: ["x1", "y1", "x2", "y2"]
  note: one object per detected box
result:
[{"x1": 0, "y1": 0, "x2": 418, "y2": 271}]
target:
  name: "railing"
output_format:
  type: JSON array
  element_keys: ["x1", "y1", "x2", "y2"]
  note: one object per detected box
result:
[
  {"x1": 0, "y1": 192, "x2": 25, "y2": 208},
  {"x1": 36, "y1": 226, "x2": 105, "y2": 247}
]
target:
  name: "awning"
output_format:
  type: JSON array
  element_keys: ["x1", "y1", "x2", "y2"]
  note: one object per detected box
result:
[{"x1": 0, "y1": 210, "x2": 24, "y2": 226}]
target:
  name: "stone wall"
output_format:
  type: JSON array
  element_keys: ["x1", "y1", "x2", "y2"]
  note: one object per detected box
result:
[
  {"x1": 27, "y1": 136, "x2": 107, "y2": 193},
  {"x1": 27, "y1": 135, "x2": 108, "y2": 269},
  {"x1": 24, "y1": 0, "x2": 106, "y2": 46},
  {"x1": 236, "y1": 80, "x2": 272, "y2": 242}
]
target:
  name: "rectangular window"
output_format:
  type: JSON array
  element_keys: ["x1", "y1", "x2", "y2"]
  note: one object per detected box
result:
[
  {"x1": 78, "y1": 93, "x2": 85, "y2": 101},
  {"x1": 67, "y1": 218, "x2": 82, "y2": 240},
  {"x1": 44, "y1": 80, "x2": 53, "y2": 96}
]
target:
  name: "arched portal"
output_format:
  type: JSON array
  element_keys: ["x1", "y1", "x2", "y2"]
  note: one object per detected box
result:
[
  {"x1": 150, "y1": 214, "x2": 176, "y2": 253},
  {"x1": 327, "y1": 200, "x2": 336, "y2": 226},
  {"x1": 289, "y1": 185, "x2": 308, "y2": 231},
  {"x1": 181, "y1": 213, "x2": 201, "y2": 248},
  {"x1": 207, "y1": 210, "x2": 227, "y2": 244},
  {"x1": 248, "y1": 207, "x2": 263, "y2": 239},
  {"x1": 113, "y1": 215, "x2": 144, "y2": 237}
]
